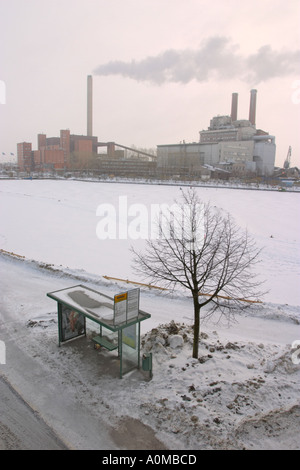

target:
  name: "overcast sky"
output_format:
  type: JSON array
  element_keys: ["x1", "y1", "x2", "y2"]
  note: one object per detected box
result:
[{"x1": 0, "y1": 0, "x2": 299, "y2": 167}]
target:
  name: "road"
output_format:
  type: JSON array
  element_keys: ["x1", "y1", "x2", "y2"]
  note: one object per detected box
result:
[{"x1": 0, "y1": 375, "x2": 67, "y2": 450}]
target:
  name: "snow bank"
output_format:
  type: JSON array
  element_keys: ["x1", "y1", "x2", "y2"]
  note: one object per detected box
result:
[{"x1": 23, "y1": 304, "x2": 300, "y2": 450}]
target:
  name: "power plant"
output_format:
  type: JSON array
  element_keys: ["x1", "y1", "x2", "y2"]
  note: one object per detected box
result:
[
  {"x1": 157, "y1": 89, "x2": 276, "y2": 178},
  {"x1": 17, "y1": 76, "x2": 277, "y2": 179}
]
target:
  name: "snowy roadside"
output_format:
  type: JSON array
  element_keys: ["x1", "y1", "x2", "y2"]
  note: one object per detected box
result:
[{"x1": 0, "y1": 253, "x2": 299, "y2": 450}]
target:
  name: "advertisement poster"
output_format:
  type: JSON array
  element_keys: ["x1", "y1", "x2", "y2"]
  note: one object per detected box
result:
[
  {"x1": 61, "y1": 305, "x2": 85, "y2": 341},
  {"x1": 122, "y1": 324, "x2": 137, "y2": 349}
]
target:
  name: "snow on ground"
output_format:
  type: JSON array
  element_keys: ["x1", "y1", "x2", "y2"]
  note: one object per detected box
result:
[
  {"x1": 0, "y1": 179, "x2": 299, "y2": 305},
  {"x1": 0, "y1": 179, "x2": 300, "y2": 450}
]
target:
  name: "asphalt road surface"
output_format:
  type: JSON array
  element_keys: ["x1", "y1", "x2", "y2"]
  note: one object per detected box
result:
[{"x1": 0, "y1": 375, "x2": 68, "y2": 450}]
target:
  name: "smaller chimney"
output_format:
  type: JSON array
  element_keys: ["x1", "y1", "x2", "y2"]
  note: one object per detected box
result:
[
  {"x1": 87, "y1": 75, "x2": 93, "y2": 136},
  {"x1": 249, "y1": 89, "x2": 257, "y2": 126},
  {"x1": 231, "y1": 92, "x2": 238, "y2": 122}
]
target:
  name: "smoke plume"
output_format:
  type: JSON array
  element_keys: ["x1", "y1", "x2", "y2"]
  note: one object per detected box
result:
[{"x1": 93, "y1": 36, "x2": 300, "y2": 85}]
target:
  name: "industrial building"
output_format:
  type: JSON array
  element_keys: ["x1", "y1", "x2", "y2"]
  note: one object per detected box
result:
[
  {"x1": 17, "y1": 130, "x2": 98, "y2": 172},
  {"x1": 17, "y1": 142, "x2": 33, "y2": 171},
  {"x1": 17, "y1": 76, "x2": 97, "y2": 172},
  {"x1": 157, "y1": 90, "x2": 276, "y2": 178},
  {"x1": 17, "y1": 76, "x2": 276, "y2": 179},
  {"x1": 17, "y1": 76, "x2": 155, "y2": 174}
]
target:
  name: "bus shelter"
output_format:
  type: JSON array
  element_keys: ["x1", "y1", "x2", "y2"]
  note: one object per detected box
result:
[{"x1": 47, "y1": 284, "x2": 151, "y2": 378}]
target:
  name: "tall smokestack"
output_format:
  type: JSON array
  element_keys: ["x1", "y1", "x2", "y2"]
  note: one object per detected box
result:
[
  {"x1": 249, "y1": 89, "x2": 257, "y2": 126},
  {"x1": 87, "y1": 75, "x2": 93, "y2": 136},
  {"x1": 231, "y1": 92, "x2": 238, "y2": 122}
]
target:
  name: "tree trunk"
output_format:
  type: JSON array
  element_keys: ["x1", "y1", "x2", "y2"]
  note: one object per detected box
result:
[{"x1": 192, "y1": 294, "x2": 201, "y2": 359}]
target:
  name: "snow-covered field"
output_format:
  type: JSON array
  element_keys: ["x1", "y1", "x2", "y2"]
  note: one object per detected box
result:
[
  {"x1": 0, "y1": 179, "x2": 299, "y2": 450},
  {"x1": 1, "y1": 179, "x2": 299, "y2": 305}
]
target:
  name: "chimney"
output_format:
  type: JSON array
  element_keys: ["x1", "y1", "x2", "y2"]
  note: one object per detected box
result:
[
  {"x1": 249, "y1": 89, "x2": 257, "y2": 126},
  {"x1": 87, "y1": 75, "x2": 93, "y2": 136},
  {"x1": 231, "y1": 92, "x2": 238, "y2": 122}
]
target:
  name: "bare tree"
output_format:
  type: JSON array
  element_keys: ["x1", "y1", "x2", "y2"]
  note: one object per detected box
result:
[{"x1": 132, "y1": 188, "x2": 265, "y2": 358}]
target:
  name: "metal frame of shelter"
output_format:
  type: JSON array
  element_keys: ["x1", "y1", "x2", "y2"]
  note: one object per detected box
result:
[{"x1": 47, "y1": 284, "x2": 151, "y2": 378}]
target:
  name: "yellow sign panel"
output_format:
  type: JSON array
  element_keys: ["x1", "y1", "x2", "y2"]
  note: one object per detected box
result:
[{"x1": 114, "y1": 293, "x2": 127, "y2": 303}]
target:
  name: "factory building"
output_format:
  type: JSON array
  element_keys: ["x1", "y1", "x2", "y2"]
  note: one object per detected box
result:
[
  {"x1": 157, "y1": 90, "x2": 276, "y2": 178},
  {"x1": 17, "y1": 142, "x2": 32, "y2": 172},
  {"x1": 18, "y1": 129, "x2": 98, "y2": 172},
  {"x1": 17, "y1": 78, "x2": 276, "y2": 180},
  {"x1": 253, "y1": 134, "x2": 276, "y2": 176},
  {"x1": 16, "y1": 76, "x2": 98, "y2": 172}
]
